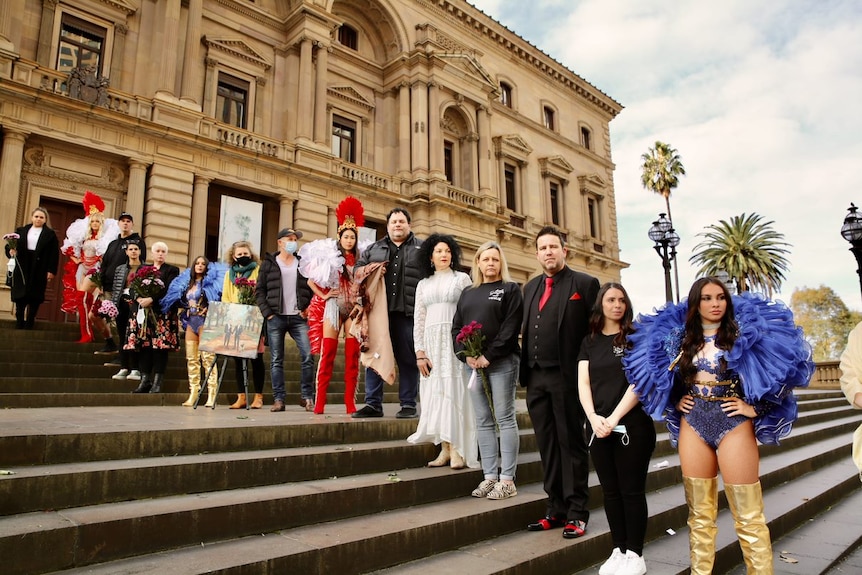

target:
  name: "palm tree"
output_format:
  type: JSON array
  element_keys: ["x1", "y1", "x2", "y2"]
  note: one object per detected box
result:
[
  {"x1": 641, "y1": 141, "x2": 686, "y2": 301},
  {"x1": 689, "y1": 213, "x2": 791, "y2": 298}
]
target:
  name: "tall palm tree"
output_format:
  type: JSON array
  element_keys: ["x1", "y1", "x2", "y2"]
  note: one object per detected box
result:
[
  {"x1": 641, "y1": 141, "x2": 686, "y2": 301},
  {"x1": 689, "y1": 213, "x2": 791, "y2": 298}
]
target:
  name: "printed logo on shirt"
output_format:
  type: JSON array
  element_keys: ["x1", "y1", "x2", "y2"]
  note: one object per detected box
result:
[
  {"x1": 613, "y1": 345, "x2": 625, "y2": 357},
  {"x1": 488, "y1": 288, "x2": 504, "y2": 302}
]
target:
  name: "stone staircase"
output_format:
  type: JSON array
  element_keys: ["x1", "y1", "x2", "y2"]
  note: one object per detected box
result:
[{"x1": 0, "y1": 319, "x2": 860, "y2": 574}]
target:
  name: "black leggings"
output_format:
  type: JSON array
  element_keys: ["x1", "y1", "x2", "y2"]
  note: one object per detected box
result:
[
  {"x1": 234, "y1": 354, "x2": 265, "y2": 394},
  {"x1": 589, "y1": 419, "x2": 656, "y2": 555},
  {"x1": 139, "y1": 348, "x2": 169, "y2": 376}
]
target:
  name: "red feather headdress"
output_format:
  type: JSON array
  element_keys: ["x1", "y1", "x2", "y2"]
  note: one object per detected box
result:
[
  {"x1": 336, "y1": 196, "x2": 364, "y2": 235},
  {"x1": 82, "y1": 191, "x2": 105, "y2": 216}
]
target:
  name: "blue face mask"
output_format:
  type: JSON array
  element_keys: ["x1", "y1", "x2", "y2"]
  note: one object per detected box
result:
[{"x1": 283, "y1": 240, "x2": 298, "y2": 254}]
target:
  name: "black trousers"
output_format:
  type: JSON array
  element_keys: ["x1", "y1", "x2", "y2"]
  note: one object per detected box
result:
[
  {"x1": 589, "y1": 418, "x2": 656, "y2": 554},
  {"x1": 234, "y1": 355, "x2": 265, "y2": 394},
  {"x1": 13, "y1": 297, "x2": 41, "y2": 328},
  {"x1": 526, "y1": 365, "x2": 590, "y2": 522}
]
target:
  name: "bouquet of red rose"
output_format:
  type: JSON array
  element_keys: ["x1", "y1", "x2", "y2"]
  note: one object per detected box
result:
[
  {"x1": 129, "y1": 266, "x2": 165, "y2": 337},
  {"x1": 456, "y1": 321, "x2": 493, "y2": 416},
  {"x1": 234, "y1": 277, "x2": 257, "y2": 305},
  {"x1": 85, "y1": 266, "x2": 102, "y2": 290}
]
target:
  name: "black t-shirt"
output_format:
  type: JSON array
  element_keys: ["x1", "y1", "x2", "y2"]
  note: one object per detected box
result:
[{"x1": 578, "y1": 332, "x2": 649, "y2": 426}]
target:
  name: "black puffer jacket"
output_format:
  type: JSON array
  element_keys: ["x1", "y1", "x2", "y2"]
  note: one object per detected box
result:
[
  {"x1": 255, "y1": 252, "x2": 313, "y2": 318},
  {"x1": 356, "y1": 233, "x2": 424, "y2": 316}
]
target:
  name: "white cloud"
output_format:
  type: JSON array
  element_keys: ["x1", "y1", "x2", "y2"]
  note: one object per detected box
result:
[{"x1": 470, "y1": 0, "x2": 862, "y2": 315}]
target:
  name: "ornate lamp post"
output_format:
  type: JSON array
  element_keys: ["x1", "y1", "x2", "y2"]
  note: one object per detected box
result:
[
  {"x1": 841, "y1": 203, "x2": 862, "y2": 299},
  {"x1": 648, "y1": 213, "x2": 681, "y2": 303}
]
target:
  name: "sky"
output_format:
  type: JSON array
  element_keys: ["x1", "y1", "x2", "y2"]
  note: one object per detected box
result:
[{"x1": 467, "y1": 0, "x2": 862, "y2": 315}]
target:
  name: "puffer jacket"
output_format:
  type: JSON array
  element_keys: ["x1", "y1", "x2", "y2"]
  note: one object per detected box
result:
[
  {"x1": 356, "y1": 233, "x2": 423, "y2": 316},
  {"x1": 255, "y1": 252, "x2": 313, "y2": 318}
]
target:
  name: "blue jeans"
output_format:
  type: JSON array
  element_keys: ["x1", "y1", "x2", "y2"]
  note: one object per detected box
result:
[
  {"x1": 466, "y1": 353, "x2": 520, "y2": 481},
  {"x1": 265, "y1": 314, "x2": 313, "y2": 401},
  {"x1": 363, "y1": 312, "x2": 419, "y2": 409}
]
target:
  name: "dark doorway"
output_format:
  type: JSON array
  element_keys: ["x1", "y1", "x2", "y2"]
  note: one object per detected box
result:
[{"x1": 40, "y1": 197, "x2": 80, "y2": 322}]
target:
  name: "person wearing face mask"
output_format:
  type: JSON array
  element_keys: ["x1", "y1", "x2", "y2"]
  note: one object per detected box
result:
[
  {"x1": 5, "y1": 207, "x2": 59, "y2": 329},
  {"x1": 256, "y1": 229, "x2": 314, "y2": 412}
]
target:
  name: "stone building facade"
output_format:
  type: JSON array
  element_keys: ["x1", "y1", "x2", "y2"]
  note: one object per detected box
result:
[{"x1": 0, "y1": 0, "x2": 626, "y2": 321}]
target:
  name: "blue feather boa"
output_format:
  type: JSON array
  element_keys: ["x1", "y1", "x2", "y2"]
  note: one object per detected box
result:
[{"x1": 160, "y1": 262, "x2": 228, "y2": 313}]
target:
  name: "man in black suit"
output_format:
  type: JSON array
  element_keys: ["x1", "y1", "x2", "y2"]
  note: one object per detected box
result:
[
  {"x1": 521, "y1": 226, "x2": 600, "y2": 539},
  {"x1": 5, "y1": 207, "x2": 60, "y2": 329}
]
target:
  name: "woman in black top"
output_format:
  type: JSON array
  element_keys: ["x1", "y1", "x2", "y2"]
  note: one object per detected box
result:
[{"x1": 578, "y1": 283, "x2": 655, "y2": 575}]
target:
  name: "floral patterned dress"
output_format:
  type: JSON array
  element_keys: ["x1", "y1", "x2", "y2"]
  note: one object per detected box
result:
[{"x1": 124, "y1": 264, "x2": 180, "y2": 351}]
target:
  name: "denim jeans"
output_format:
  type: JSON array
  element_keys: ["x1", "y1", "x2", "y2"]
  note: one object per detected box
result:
[
  {"x1": 265, "y1": 314, "x2": 313, "y2": 401},
  {"x1": 466, "y1": 353, "x2": 520, "y2": 481},
  {"x1": 363, "y1": 312, "x2": 419, "y2": 409}
]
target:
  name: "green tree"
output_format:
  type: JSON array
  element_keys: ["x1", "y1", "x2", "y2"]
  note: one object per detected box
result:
[
  {"x1": 689, "y1": 213, "x2": 791, "y2": 298},
  {"x1": 791, "y1": 286, "x2": 862, "y2": 361}
]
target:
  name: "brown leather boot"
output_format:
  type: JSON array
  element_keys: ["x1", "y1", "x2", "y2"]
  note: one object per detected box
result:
[
  {"x1": 230, "y1": 393, "x2": 247, "y2": 409},
  {"x1": 250, "y1": 393, "x2": 264, "y2": 409}
]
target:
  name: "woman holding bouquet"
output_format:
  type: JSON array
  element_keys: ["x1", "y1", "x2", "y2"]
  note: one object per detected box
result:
[
  {"x1": 221, "y1": 240, "x2": 266, "y2": 409},
  {"x1": 5, "y1": 207, "x2": 59, "y2": 329},
  {"x1": 127, "y1": 242, "x2": 180, "y2": 394},
  {"x1": 161, "y1": 256, "x2": 227, "y2": 407},
  {"x1": 452, "y1": 241, "x2": 523, "y2": 500},
  {"x1": 407, "y1": 234, "x2": 477, "y2": 470},
  {"x1": 300, "y1": 196, "x2": 363, "y2": 414}
]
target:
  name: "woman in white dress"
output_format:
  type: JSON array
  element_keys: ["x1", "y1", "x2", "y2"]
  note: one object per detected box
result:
[{"x1": 408, "y1": 234, "x2": 479, "y2": 470}]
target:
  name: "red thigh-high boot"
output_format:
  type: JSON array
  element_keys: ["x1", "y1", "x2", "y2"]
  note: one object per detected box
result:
[
  {"x1": 343, "y1": 337, "x2": 360, "y2": 414},
  {"x1": 76, "y1": 291, "x2": 94, "y2": 343},
  {"x1": 313, "y1": 338, "x2": 338, "y2": 414}
]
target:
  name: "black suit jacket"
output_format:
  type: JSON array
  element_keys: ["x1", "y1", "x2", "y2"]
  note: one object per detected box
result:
[
  {"x1": 5, "y1": 224, "x2": 60, "y2": 302},
  {"x1": 519, "y1": 265, "x2": 600, "y2": 387}
]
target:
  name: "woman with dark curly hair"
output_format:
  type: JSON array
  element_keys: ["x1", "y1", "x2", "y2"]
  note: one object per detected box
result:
[{"x1": 407, "y1": 234, "x2": 477, "y2": 469}]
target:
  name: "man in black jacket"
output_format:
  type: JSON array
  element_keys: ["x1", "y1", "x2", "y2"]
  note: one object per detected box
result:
[
  {"x1": 352, "y1": 207, "x2": 424, "y2": 419},
  {"x1": 256, "y1": 228, "x2": 314, "y2": 412}
]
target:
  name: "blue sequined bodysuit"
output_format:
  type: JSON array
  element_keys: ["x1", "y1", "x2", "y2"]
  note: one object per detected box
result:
[{"x1": 684, "y1": 335, "x2": 748, "y2": 449}]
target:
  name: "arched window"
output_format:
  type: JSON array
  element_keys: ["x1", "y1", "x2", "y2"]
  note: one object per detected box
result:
[
  {"x1": 500, "y1": 82, "x2": 513, "y2": 108},
  {"x1": 338, "y1": 24, "x2": 358, "y2": 50}
]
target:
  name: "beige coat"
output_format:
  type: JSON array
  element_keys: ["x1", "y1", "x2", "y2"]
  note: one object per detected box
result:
[
  {"x1": 351, "y1": 262, "x2": 396, "y2": 385},
  {"x1": 838, "y1": 320, "x2": 862, "y2": 481}
]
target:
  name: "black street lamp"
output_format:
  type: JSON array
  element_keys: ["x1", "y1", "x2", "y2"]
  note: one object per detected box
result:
[
  {"x1": 841, "y1": 203, "x2": 862, "y2": 299},
  {"x1": 648, "y1": 213, "x2": 681, "y2": 303}
]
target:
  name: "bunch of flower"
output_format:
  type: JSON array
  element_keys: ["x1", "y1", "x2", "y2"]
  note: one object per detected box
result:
[
  {"x1": 86, "y1": 266, "x2": 103, "y2": 290},
  {"x1": 98, "y1": 299, "x2": 119, "y2": 320},
  {"x1": 3, "y1": 232, "x2": 19, "y2": 251},
  {"x1": 129, "y1": 266, "x2": 165, "y2": 299},
  {"x1": 455, "y1": 321, "x2": 493, "y2": 415},
  {"x1": 234, "y1": 277, "x2": 257, "y2": 305}
]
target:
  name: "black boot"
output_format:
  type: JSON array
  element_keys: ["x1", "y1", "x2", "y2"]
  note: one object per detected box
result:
[
  {"x1": 149, "y1": 373, "x2": 163, "y2": 394},
  {"x1": 132, "y1": 374, "x2": 152, "y2": 393}
]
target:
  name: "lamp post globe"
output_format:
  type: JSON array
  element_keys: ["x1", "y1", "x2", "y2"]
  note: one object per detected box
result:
[
  {"x1": 648, "y1": 214, "x2": 676, "y2": 303},
  {"x1": 841, "y1": 203, "x2": 862, "y2": 300}
]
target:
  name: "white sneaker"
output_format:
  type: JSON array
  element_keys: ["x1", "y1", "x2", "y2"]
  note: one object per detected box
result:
[
  {"x1": 112, "y1": 369, "x2": 129, "y2": 380},
  {"x1": 617, "y1": 550, "x2": 647, "y2": 575},
  {"x1": 599, "y1": 548, "x2": 626, "y2": 575},
  {"x1": 127, "y1": 370, "x2": 141, "y2": 381}
]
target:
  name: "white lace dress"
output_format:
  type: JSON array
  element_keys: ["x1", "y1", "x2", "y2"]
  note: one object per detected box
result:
[{"x1": 407, "y1": 269, "x2": 479, "y2": 468}]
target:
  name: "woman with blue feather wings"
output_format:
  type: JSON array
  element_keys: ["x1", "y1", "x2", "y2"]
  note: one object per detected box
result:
[{"x1": 623, "y1": 277, "x2": 813, "y2": 575}]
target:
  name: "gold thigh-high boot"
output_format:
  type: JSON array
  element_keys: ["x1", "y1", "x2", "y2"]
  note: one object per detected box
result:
[
  {"x1": 200, "y1": 350, "x2": 218, "y2": 408},
  {"x1": 683, "y1": 476, "x2": 719, "y2": 575},
  {"x1": 725, "y1": 481, "x2": 773, "y2": 574},
  {"x1": 182, "y1": 340, "x2": 202, "y2": 406}
]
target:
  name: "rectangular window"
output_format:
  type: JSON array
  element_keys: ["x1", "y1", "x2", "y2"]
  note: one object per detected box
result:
[
  {"x1": 216, "y1": 73, "x2": 249, "y2": 129},
  {"x1": 444, "y1": 141, "x2": 454, "y2": 183},
  {"x1": 332, "y1": 115, "x2": 357, "y2": 163},
  {"x1": 543, "y1": 107, "x2": 555, "y2": 131},
  {"x1": 588, "y1": 197, "x2": 598, "y2": 238},
  {"x1": 550, "y1": 181, "x2": 560, "y2": 225},
  {"x1": 57, "y1": 14, "x2": 106, "y2": 74},
  {"x1": 338, "y1": 25, "x2": 358, "y2": 50},
  {"x1": 581, "y1": 127, "x2": 592, "y2": 150},
  {"x1": 504, "y1": 164, "x2": 517, "y2": 210},
  {"x1": 500, "y1": 83, "x2": 512, "y2": 108}
]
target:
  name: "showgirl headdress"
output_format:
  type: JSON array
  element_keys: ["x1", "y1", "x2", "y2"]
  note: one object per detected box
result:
[
  {"x1": 82, "y1": 191, "x2": 105, "y2": 217},
  {"x1": 336, "y1": 196, "x2": 364, "y2": 235}
]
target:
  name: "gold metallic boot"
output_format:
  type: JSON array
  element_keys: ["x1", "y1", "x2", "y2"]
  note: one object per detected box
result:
[
  {"x1": 182, "y1": 340, "x2": 202, "y2": 407},
  {"x1": 201, "y1": 350, "x2": 218, "y2": 408},
  {"x1": 683, "y1": 476, "x2": 718, "y2": 575},
  {"x1": 725, "y1": 481, "x2": 774, "y2": 574}
]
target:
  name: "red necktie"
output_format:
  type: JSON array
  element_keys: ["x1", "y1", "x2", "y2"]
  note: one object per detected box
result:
[{"x1": 539, "y1": 276, "x2": 553, "y2": 311}]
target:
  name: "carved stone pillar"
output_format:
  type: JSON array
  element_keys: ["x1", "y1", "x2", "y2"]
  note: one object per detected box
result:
[
  {"x1": 296, "y1": 37, "x2": 314, "y2": 142},
  {"x1": 0, "y1": 0, "x2": 25, "y2": 54},
  {"x1": 428, "y1": 81, "x2": 443, "y2": 176},
  {"x1": 189, "y1": 175, "x2": 211, "y2": 260},
  {"x1": 410, "y1": 81, "x2": 428, "y2": 173},
  {"x1": 477, "y1": 105, "x2": 491, "y2": 195},
  {"x1": 0, "y1": 129, "x2": 28, "y2": 248},
  {"x1": 202, "y1": 58, "x2": 217, "y2": 117},
  {"x1": 156, "y1": 0, "x2": 181, "y2": 97},
  {"x1": 109, "y1": 23, "x2": 128, "y2": 88},
  {"x1": 126, "y1": 159, "x2": 148, "y2": 225},
  {"x1": 36, "y1": 0, "x2": 59, "y2": 67},
  {"x1": 397, "y1": 82, "x2": 411, "y2": 175},
  {"x1": 279, "y1": 197, "x2": 294, "y2": 232},
  {"x1": 255, "y1": 76, "x2": 267, "y2": 134},
  {"x1": 313, "y1": 42, "x2": 329, "y2": 145},
  {"x1": 179, "y1": 0, "x2": 203, "y2": 105}
]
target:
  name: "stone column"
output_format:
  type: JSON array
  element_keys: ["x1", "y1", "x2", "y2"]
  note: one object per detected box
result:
[
  {"x1": 255, "y1": 76, "x2": 267, "y2": 133},
  {"x1": 313, "y1": 42, "x2": 329, "y2": 145},
  {"x1": 410, "y1": 81, "x2": 428, "y2": 174},
  {"x1": 179, "y1": 0, "x2": 203, "y2": 105},
  {"x1": 428, "y1": 81, "x2": 443, "y2": 176},
  {"x1": 36, "y1": 0, "x2": 59, "y2": 67},
  {"x1": 0, "y1": 129, "x2": 28, "y2": 246},
  {"x1": 296, "y1": 37, "x2": 313, "y2": 142},
  {"x1": 397, "y1": 82, "x2": 411, "y2": 175},
  {"x1": 189, "y1": 175, "x2": 211, "y2": 259},
  {"x1": 477, "y1": 105, "x2": 492, "y2": 196},
  {"x1": 0, "y1": 0, "x2": 25, "y2": 54},
  {"x1": 109, "y1": 24, "x2": 128, "y2": 88},
  {"x1": 126, "y1": 159, "x2": 148, "y2": 225},
  {"x1": 278, "y1": 197, "x2": 294, "y2": 232},
  {"x1": 156, "y1": 0, "x2": 181, "y2": 97}
]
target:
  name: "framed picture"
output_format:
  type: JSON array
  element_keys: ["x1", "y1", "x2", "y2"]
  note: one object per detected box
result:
[{"x1": 199, "y1": 301, "x2": 263, "y2": 359}]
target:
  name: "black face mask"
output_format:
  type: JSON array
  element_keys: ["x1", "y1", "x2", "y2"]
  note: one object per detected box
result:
[{"x1": 235, "y1": 256, "x2": 252, "y2": 267}]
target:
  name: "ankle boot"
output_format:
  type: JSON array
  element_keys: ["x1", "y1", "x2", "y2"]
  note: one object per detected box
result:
[
  {"x1": 201, "y1": 350, "x2": 218, "y2": 407},
  {"x1": 313, "y1": 338, "x2": 338, "y2": 414},
  {"x1": 450, "y1": 446, "x2": 466, "y2": 470},
  {"x1": 132, "y1": 374, "x2": 152, "y2": 393},
  {"x1": 149, "y1": 373, "x2": 163, "y2": 393},
  {"x1": 230, "y1": 393, "x2": 247, "y2": 409},
  {"x1": 725, "y1": 481, "x2": 773, "y2": 574},
  {"x1": 428, "y1": 441, "x2": 451, "y2": 467},
  {"x1": 183, "y1": 340, "x2": 201, "y2": 406},
  {"x1": 683, "y1": 476, "x2": 718, "y2": 575},
  {"x1": 251, "y1": 393, "x2": 264, "y2": 409},
  {"x1": 343, "y1": 337, "x2": 360, "y2": 414}
]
